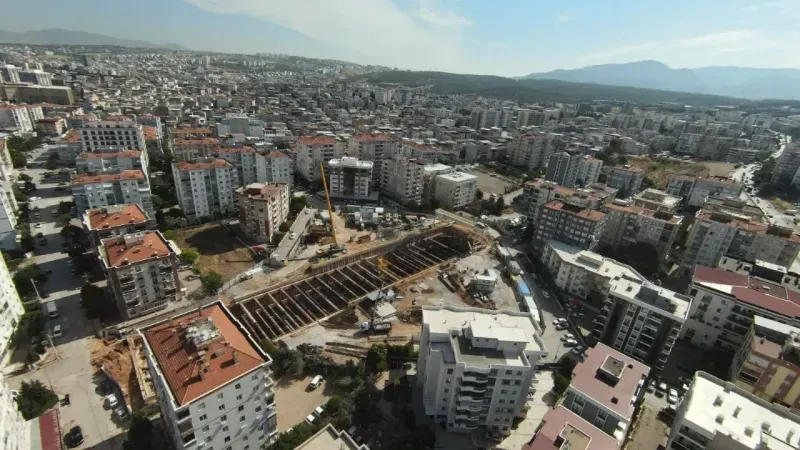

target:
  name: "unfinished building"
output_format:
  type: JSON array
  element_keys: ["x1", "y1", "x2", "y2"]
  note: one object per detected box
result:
[{"x1": 230, "y1": 225, "x2": 480, "y2": 340}]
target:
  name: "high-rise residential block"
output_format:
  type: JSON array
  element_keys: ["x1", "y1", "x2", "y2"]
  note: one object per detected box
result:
[
  {"x1": 215, "y1": 113, "x2": 264, "y2": 139},
  {"x1": 0, "y1": 104, "x2": 34, "y2": 132},
  {"x1": 296, "y1": 136, "x2": 346, "y2": 182},
  {"x1": 545, "y1": 152, "x2": 603, "y2": 188},
  {"x1": 71, "y1": 170, "x2": 154, "y2": 217},
  {"x1": 630, "y1": 188, "x2": 682, "y2": 213},
  {"x1": 235, "y1": 183, "x2": 289, "y2": 244},
  {"x1": 99, "y1": 231, "x2": 182, "y2": 319},
  {"x1": 79, "y1": 120, "x2": 148, "y2": 154},
  {"x1": 173, "y1": 137, "x2": 219, "y2": 162},
  {"x1": 255, "y1": 151, "x2": 292, "y2": 187},
  {"x1": 0, "y1": 252, "x2": 23, "y2": 359},
  {"x1": 417, "y1": 306, "x2": 548, "y2": 436},
  {"x1": 75, "y1": 149, "x2": 148, "y2": 176},
  {"x1": 216, "y1": 146, "x2": 258, "y2": 187},
  {"x1": 602, "y1": 202, "x2": 682, "y2": 261},
  {"x1": 140, "y1": 301, "x2": 278, "y2": 450},
  {"x1": 433, "y1": 172, "x2": 478, "y2": 209},
  {"x1": 347, "y1": 134, "x2": 395, "y2": 186},
  {"x1": 173, "y1": 159, "x2": 238, "y2": 221},
  {"x1": 82, "y1": 204, "x2": 155, "y2": 250},
  {"x1": 381, "y1": 155, "x2": 425, "y2": 205},
  {"x1": 328, "y1": 157, "x2": 374, "y2": 199},
  {"x1": 533, "y1": 200, "x2": 607, "y2": 251},
  {"x1": 607, "y1": 165, "x2": 645, "y2": 197}
]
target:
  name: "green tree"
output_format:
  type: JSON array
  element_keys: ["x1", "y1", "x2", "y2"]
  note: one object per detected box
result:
[
  {"x1": 351, "y1": 383, "x2": 382, "y2": 426},
  {"x1": 279, "y1": 222, "x2": 291, "y2": 233},
  {"x1": 15, "y1": 380, "x2": 58, "y2": 420},
  {"x1": 200, "y1": 271, "x2": 224, "y2": 294},
  {"x1": 17, "y1": 173, "x2": 32, "y2": 182},
  {"x1": 476, "y1": 189, "x2": 484, "y2": 200},
  {"x1": 267, "y1": 422, "x2": 319, "y2": 450},
  {"x1": 122, "y1": 412, "x2": 154, "y2": 450},
  {"x1": 80, "y1": 284, "x2": 115, "y2": 320},
  {"x1": 365, "y1": 343, "x2": 388, "y2": 374},
  {"x1": 179, "y1": 250, "x2": 199, "y2": 265},
  {"x1": 271, "y1": 232, "x2": 285, "y2": 246},
  {"x1": 60, "y1": 224, "x2": 82, "y2": 241},
  {"x1": 494, "y1": 196, "x2": 505, "y2": 215},
  {"x1": 162, "y1": 230, "x2": 177, "y2": 240},
  {"x1": 553, "y1": 374, "x2": 571, "y2": 395}
]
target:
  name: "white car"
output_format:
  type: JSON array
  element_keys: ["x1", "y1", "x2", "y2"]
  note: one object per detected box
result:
[
  {"x1": 34, "y1": 223, "x2": 42, "y2": 228},
  {"x1": 309, "y1": 375, "x2": 324, "y2": 390},
  {"x1": 667, "y1": 389, "x2": 679, "y2": 405},
  {"x1": 29, "y1": 196, "x2": 41, "y2": 201},
  {"x1": 52, "y1": 324, "x2": 62, "y2": 338},
  {"x1": 555, "y1": 322, "x2": 569, "y2": 331},
  {"x1": 106, "y1": 394, "x2": 119, "y2": 409},
  {"x1": 314, "y1": 405, "x2": 325, "y2": 417},
  {"x1": 289, "y1": 232, "x2": 297, "y2": 239},
  {"x1": 560, "y1": 333, "x2": 575, "y2": 342},
  {"x1": 563, "y1": 338, "x2": 578, "y2": 347}
]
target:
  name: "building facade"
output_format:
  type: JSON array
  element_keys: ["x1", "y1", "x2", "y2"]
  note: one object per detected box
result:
[
  {"x1": 602, "y1": 202, "x2": 682, "y2": 261},
  {"x1": 296, "y1": 136, "x2": 346, "y2": 182},
  {"x1": 235, "y1": 183, "x2": 290, "y2": 244},
  {"x1": 71, "y1": 170, "x2": 154, "y2": 217},
  {"x1": 79, "y1": 120, "x2": 148, "y2": 154},
  {"x1": 534, "y1": 200, "x2": 607, "y2": 251},
  {"x1": 381, "y1": 155, "x2": 425, "y2": 205},
  {"x1": 417, "y1": 306, "x2": 548, "y2": 436},
  {"x1": 173, "y1": 159, "x2": 238, "y2": 221},
  {"x1": 0, "y1": 253, "x2": 23, "y2": 360},
  {"x1": 255, "y1": 151, "x2": 292, "y2": 187},
  {"x1": 328, "y1": 157, "x2": 374, "y2": 199},
  {"x1": 433, "y1": 172, "x2": 478, "y2": 209},
  {"x1": 607, "y1": 166, "x2": 645, "y2": 197},
  {"x1": 75, "y1": 150, "x2": 148, "y2": 176}
]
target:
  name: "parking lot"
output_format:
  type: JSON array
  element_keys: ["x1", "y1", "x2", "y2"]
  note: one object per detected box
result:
[{"x1": 273, "y1": 374, "x2": 335, "y2": 431}]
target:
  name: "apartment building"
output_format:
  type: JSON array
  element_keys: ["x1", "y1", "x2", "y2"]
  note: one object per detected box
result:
[
  {"x1": 665, "y1": 175, "x2": 696, "y2": 202},
  {"x1": 216, "y1": 146, "x2": 258, "y2": 186},
  {"x1": 19, "y1": 69, "x2": 53, "y2": 85},
  {"x1": 75, "y1": 149, "x2": 148, "y2": 176},
  {"x1": 0, "y1": 252, "x2": 23, "y2": 359},
  {"x1": 773, "y1": 143, "x2": 800, "y2": 185},
  {"x1": 35, "y1": 117, "x2": 64, "y2": 136},
  {"x1": 607, "y1": 165, "x2": 645, "y2": 197},
  {"x1": 140, "y1": 301, "x2": 278, "y2": 450},
  {"x1": 0, "y1": 65, "x2": 20, "y2": 83},
  {"x1": 545, "y1": 152, "x2": 603, "y2": 188},
  {"x1": 682, "y1": 265, "x2": 800, "y2": 355},
  {"x1": 703, "y1": 195, "x2": 765, "y2": 222},
  {"x1": 730, "y1": 317, "x2": 800, "y2": 408},
  {"x1": 417, "y1": 306, "x2": 548, "y2": 436},
  {"x1": 533, "y1": 200, "x2": 607, "y2": 251},
  {"x1": 235, "y1": 183, "x2": 289, "y2": 244},
  {"x1": 71, "y1": 170, "x2": 154, "y2": 217},
  {"x1": 510, "y1": 133, "x2": 550, "y2": 171},
  {"x1": 215, "y1": 113, "x2": 264, "y2": 139},
  {"x1": 602, "y1": 202, "x2": 682, "y2": 261},
  {"x1": 255, "y1": 151, "x2": 292, "y2": 187},
  {"x1": 99, "y1": 231, "x2": 182, "y2": 319},
  {"x1": 434, "y1": 172, "x2": 478, "y2": 209},
  {"x1": 328, "y1": 157, "x2": 374, "y2": 199},
  {"x1": 173, "y1": 138, "x2": 219, "y2": 162},
  {"x1": 631, "y1": 189, "x2": 682, "y2": 213},
  {"x1": 523, "y1": 406, "x2": 620, "y2": 450},
  {"x1": 0, "y1": 373, "x2": 28, "y2": 450},
  {"x1": 56, "y1": 128, "x2": 82, "y2": 163},
  {"x1": 0, "y1": 104, "x2": 34, "y2": 132},
  {"x1": 682, "y1": 209, "x2": 800, "y2": 273},
  {"x1": 666, "y1": 371, "x2": 800, "y2": 450},
  {"x1": 0, "y1": 140, "x2": 16, "y2": 251},
  {"x1": 561, "y1": 344, "x2": 649, "y2": 444},
  {"x1": 727, "y1": 147, "x2": 761, "y2": 164},
  {"x1": 687, "y1": 176, "x2": 744, "y2": 207},
  {"x1": 381, "y1": 155, "x2": 425, "y2": 205},
  {"x1": 173, "y1": 159, "x2": 239, "y2": 221},
  {"x1": 296, "y1": 424, "x2": 369, "y2": 450},
  {"x1": 347, "y1": 134, "x2": 395, "y2": 185},
  {"x1": 82, "y1": 203, "x2": 154, "y2": 250},
  {"x1": 422, "y1": 163, "x2": 454, "y2": 203},
  {"x1": 296, "y1": 135, "x2": 346, "y2": 182},
  {"x1": 79, "y1": 120, "x2": 147, "y2": 154}
]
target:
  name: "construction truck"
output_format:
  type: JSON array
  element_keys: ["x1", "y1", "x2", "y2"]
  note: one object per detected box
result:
[
  {"x1": 360, "y1": 321, "x2": 392, "y2": 334},
  {"x1": 314, "y1": 162, "x2": 346, "y2": 260}
]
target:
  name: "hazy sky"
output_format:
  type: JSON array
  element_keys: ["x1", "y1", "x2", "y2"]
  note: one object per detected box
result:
[{"x1": 3, "y1": 0, "x2": 800, "y2": 76}]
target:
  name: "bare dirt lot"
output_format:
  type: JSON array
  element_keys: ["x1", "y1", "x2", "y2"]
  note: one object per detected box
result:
[
  {"x1": 466, "y1": 170, "x2": 513, "y2": 196},
  {"x1": 628, "y1": 157, "x2": 736, "y2": 189},
  {"x1": 173, "y1": 223, "x2": 255, "y2": 281},
  {"x1": 274, "y1": 374, "x2": 336, "y2": 431},
  {"x1": 702, "y1": 161, "x2": 737, "y2": 177}
]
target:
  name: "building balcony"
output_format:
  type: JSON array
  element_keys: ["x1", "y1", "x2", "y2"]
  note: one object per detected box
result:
[
  {"x1": 178, "y1": 418, "x2": 193, "y2": 435},
  {"x1": 457, "y1": 394, "x2": 483, "y2": 404},
  {"x1": 265, "y1": 377, "x2": 275, "y2": 389},
  {"x1": 455, "y1": 403, "x2": 483, "y2": 413},
  {"x1": 459, "y1": 385, "x2": 487, "y2": 394}
]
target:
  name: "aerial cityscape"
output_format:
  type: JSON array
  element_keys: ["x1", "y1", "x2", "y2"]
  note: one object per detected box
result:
[{"x1": 4, "y1": 17, "x2": 800, "y2": 450}]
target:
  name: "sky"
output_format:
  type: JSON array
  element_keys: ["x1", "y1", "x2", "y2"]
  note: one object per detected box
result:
[{"x1": 2, "y1": 0, "x2": 800, "y2": 76}]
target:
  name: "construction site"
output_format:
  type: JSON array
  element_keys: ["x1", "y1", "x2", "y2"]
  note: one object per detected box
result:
[{"x1": 230, "y1": 224, "x2": 488, "y2": 341}]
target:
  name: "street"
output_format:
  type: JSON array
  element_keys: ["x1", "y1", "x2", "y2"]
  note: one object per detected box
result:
[{"x1": 8, "y1": 145, "x2": 127, "y2": 449}]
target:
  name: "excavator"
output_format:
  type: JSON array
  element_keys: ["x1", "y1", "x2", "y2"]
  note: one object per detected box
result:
[{"x1": 314, "y1": 162, "x2": 347, "y2": 261}]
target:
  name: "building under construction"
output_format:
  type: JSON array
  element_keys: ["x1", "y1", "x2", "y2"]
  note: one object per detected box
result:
[{"x1": 230, "y1": 225, "x2": 482, "y2": 340}]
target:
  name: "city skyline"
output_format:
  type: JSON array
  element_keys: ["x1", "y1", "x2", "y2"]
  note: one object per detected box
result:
[{"x1": 3, "y1": 0, "x2": 800, "y2": 76}]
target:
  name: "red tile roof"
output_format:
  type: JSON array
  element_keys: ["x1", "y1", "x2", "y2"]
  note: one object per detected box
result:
[
  {"x1": 86, "y1": 204, "x2": 148, "y2": 231},
  {"x1": 37, "y1": 409, "x2": 62, "y2": 450},
  {"x1": 265, "y1": 151, "x2": 288, "y2": 159},
  {"x1": 172, "y1": 127, "x2": 213, "y2": 136},
  {"x1": 142, "y1": 126, "x2": 159, "y2": 141},
  {"x1": 142, "y1": 303, "x2": 266, "y2": 406},
  {"x1": 523, "y1": 407, "x2": 619, "y2": 450},
  {"x1": 403, "y1": 141, "x2": 434, "y2": 152},
  {"x1": 76, "y1": 150, "x2": 142, "y2": 159},
  {"x1": 544, "y1": 200, "x2": 606, "y2": 222},
  {"x1": 175, "y1": 138, "x2": 218, "y2": 145},
  {"x1": 694, "y1": 266, "x2": 800, "y2": 318},
  {"x1": 175, "y1": 159, "x2": 233, "y2": 170},
  {"x1": 60, "y1": 129, "x2": 80, "y2": 143},
  {"x1": 102, "y1": 232, "x2": 172, "y2": 267},
  {"x1": 354, "y1": 134, "x2": 392, "y2": 142},
  {"x1": 72, "y1": 170, "x2": 145, "y2": 185},
  {"x1": 570, "y1": 343, "x2": 649, "y2": 419},
  {"x1": 298, "y1": 135, "x2": 337, "y2": 145},
  {"x1": 216, "y1": 145, "x2": 255, "y2": 154}
]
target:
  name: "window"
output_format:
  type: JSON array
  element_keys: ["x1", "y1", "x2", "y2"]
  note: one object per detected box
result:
[
  {"x1": 255, "y1": 405, "x2": 262, "y2": 412},
  {"x1": 203, "y1": 425, "x2": 210, "y2": 432},
  {"x1": 235, "y1": 383, "x2": 241, "y2": 390},
  {"x1": 221, "y1": 415, "x2": 227, "y2": 422},
  {"x1": 199, "y1": 414, "x2": 207, "y2": 421},
  {"x1": 219, "y1": 405, "x2": 226, "y2": 411},
  {"x1": 198, "y1": 402, "x2": 206, "y2": 409},
  {"x1": 240, "y1": 415, "x2": 246, "y2": 422},
  {"x1": 251, "y1": 373, "x2": 259, "y2": 381},
  {"x1": 444, "y1": 389, "x2": 449, "y2": 393},
  {"x1": 222, "y1": 426, "x2": 229, "y2": 432},
  {"x1": 224, "y1": 436, "x2": 231, "y2": 443},
  {"x1": 236, "y1": 394, "x2": 243, "y2": 401},
  {"x1": 239, "y1": 405, "x2": 245, "y2": 412},
  {"x1": 447, "y1": 368, "x2": 454, "y2": 374},
  {"x1": 217, "y1": 392, "x2": 224, "y2": 399}
]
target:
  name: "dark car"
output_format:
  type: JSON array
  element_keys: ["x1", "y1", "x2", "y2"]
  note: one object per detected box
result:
[
  {"x1": 65, "y1": 426, "x2": 84, "y2": 448},
  {"x1": 100, "y1": 381, "x2": 112, "y2": 395}
]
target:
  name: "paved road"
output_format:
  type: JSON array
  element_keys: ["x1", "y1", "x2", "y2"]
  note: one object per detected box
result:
[
  {"x1": 8, "y1": 145, "x2": 126, "y2": 449},
  {"x1": 730, "y1": 135, "x2": 793, "y2": 228}
]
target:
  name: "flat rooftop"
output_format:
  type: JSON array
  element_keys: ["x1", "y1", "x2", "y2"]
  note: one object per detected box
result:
[
  {"x1": 693, "y1": 266, "x2": 800, "y2": 319},
  {"x1": 72, "y1": 169, "x2": 145, "y2": 185},
  {"x1": 437, "y1": 171, "x2": 478, "y2": 182},
  {"x1": 296, "y1": 424, "x2": 369, "y2": 450},
  {"x1": 141, "y1": 302, "x2": 267, "y2": 407},
  {"x1": 682, "y1": 372, "x2": 800, "y2": 449},
  {"x1": 523, "y1": 406, "x2": 620, "y2": 450}
]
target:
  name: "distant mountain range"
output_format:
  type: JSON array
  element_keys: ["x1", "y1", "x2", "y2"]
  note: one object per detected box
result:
[
  {"x1": 522, "y1": 60, "x2": 800, "y2": 101},
  {"x1": 0, "y1": 29, "x2": 188, "y2": 51}
]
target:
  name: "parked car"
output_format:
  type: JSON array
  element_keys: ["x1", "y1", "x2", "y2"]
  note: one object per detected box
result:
[
  {"x1": 668, "y1": 389, "x2": 679, "y2": 405},
  {"x1": 305, "y1": 414, "x2": 316, "y2": 425},
  {"x1": 555, "y1": 322, "x2": 569, "y2": 331},
  {"x1": 552, "y1": 318, "x2": 567, "y2": 326},
  {"x1": 314, "y1": 405, "x2": 325, "y2": 417},
  {"x1": 114, "y1": 408, "x2": 129, "y2": 421},
  {"x1": 100, "y1": 381, "x2": 112, "y2": 396},
  {"x1": 64, "y1": 426, "x2": 84, "y2": 448},
  {"x1": 52, "y1": 324, "x2": 62, "y2": 338},
  {"x1": 563, "y1": 338, "x2": 578, "y2": 347},
  {"x1": 106, "y1": 395, "x2": 119, "y2": 409},
  {"x1": 560, "y1": 333, "x2": 575, "y2": 342},
  {"x1": 289, "y1": 232, "x2": 297, "y2": 239},
  {"x1": 309, "y1": 375, "x2": 324, "y2": 390}
]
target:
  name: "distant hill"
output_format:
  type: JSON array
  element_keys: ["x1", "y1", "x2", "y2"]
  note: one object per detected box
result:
[
  {"x1": 0, "y1": 29, "x2": 188, "y2": 51},
  {"x1": 355, "y1": 70, "x2": 748, "y2": 106},
  {"x1": 522, "y1": 61, "x2": 800, "y2": 100}
]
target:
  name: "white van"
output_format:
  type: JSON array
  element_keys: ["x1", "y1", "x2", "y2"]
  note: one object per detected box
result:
[
  {"x1": 46, "y1": 302, "x2": 59, "y2": 319},
  {"x1": 309, "y1": 375, "x2": 323, "y2": 390}
]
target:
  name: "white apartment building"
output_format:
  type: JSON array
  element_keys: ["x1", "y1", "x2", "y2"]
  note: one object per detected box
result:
[
  {"x1": 215, "y1": 113, "x2": 264, "y2": 139},
  {"x1": 510, "y1": 133, "x2": 550, "y2": 171},
  {"x1": 545, "y1": 152, "x2": 603, "y2": 188},
  {"x1": 0, "y1": 373, "x2": 28, "y2": 450},
  {"x1": 296, "y1": 136, "x2": 346, "y2": 182},
  {"x1": 255, "y1": 151, "x2": 292, "y2": 187},
  {"x1": 79, "y1": 120, "x2": 148, "y2": 154},
  {"x1": 631, "y1": 188, "x2": 682, "y2": 213},
  {"x1": 328, "y1": 157, "x2": 373, "y2": 199},
  {"x1": 71, "y1": 170, "x2": 154, "y2": 218},
  {"x1": 235, "y1": 183, "x2": 289, "y2": 244},
  {"x1": 686, "y1": 176, "x2": 744, "y2": 207},
  {"x1": 0, "y1": 65, "x2": 20, "y2": 83},
  {"x1": 19, "y1": 69, "x2": 53, "y2": 85},
  {"x1": 173, "y1": 159, "x2": 238, "y2": 221},
  {"x1": 681, "y1": 265, "x2": 800, "y2": 354},
  {"x1": 0, "y1": 105, "x2": 34, "y2": 132},
  {"x1": 681, "y1": 209, "x2": 800, "y2": 273},
  {"x1": 602, "y1": 202, "x2": 682, "y2": 261},
  {"x1": 99, "y1": 231, "x2": 182, "y2": 319},
  {"x1": 561, "y1": 343, "x2": 650, "y2": 444},
  {"x1": 607, "y1": 166, "x2": 645, "y2": 197},
  {"x1": 347, "y1": 134, "x2": 395, "y2": 185},
  {"x1": 216, "y1": 146, "x2": 258, "y2": 187},
  {"x1": 0, "y1": 140, "x2": 16, "y2": 250},
  {"x1": 296, "y1": 424, "x2": 369, "y2": 450},
  {"x1": 667, "y1": 371, "x2": 800, "y2": 450},
  {"x1": 82, "y1": 203, "x2": 154, "y2": 250},
  {"x1": 173, "y1": 138, "x2": 220, "y2": 162},
  {"x1": 140, "y1": 301, "x2": 278, "y2": 450},
  {"x1": 417, "y1": 306, "x2": 548, "y2": 436},
  {"x1": 381, "y1": 155, "x2": 425, "y2": 205},
  {"x1": 0, "y1": 253, "x2": 23, "y2": 360},
  {"x1": 773, "y1": 143, "x2": 800, "y2": 185},
  {"x1": 75, "y1": 150, "x2": 148, "y2": 176},
  {"x1": 533, "y1": 201, "x2": 608, "y2": 252},
  {"x1": 434, "y1": 172, "x2": 478, "y2": 209}
]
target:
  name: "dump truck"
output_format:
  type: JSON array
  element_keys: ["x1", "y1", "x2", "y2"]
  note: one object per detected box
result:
[{"x1": 360, "y1": 321, "x2": 392, "y2": 334}]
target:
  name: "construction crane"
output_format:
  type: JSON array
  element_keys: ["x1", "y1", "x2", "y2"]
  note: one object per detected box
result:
[
  {"x1": 361, "y1": 257, "x2": 393, "y2": 334},
  {"x1": 315, "y1": 162, "x2": 346, "y2": 260}
]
